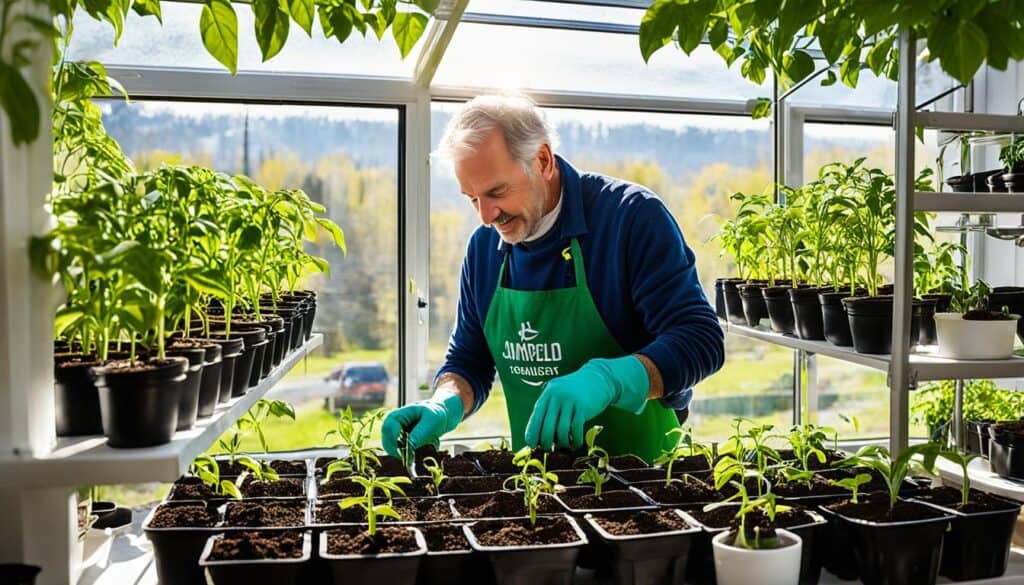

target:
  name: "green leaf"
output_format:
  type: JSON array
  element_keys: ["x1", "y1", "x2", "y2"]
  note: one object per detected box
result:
[
  {"x1": 315, "y1": 217, "x2": 347, "y2": 254},
  {"x1": 412, "y1": 0, "x2": 438, "y2": 13},
  {"x1": 287, "y1": 0, "x2": 314, "y2": 35},
  {"x1": 821, "y1": 69, "x2": 837, "y2": 86},
  {"x1": 839, "y1": 56, "x2": 861, "y2": 88},
  {"x1": 200, "y1": 0, "x2": 239, "y2": 74},
  {"x1": 0, "y1": 63, "x2": 40, "y2": 145},
  {"x1": 865, "y1": 35, "x2": 893, "y2": 77},
  {"x1": 782, "y1": 50, "x2": 814, "y2": 84},
  {"x1": 327, "y1": 4, "x2": 354, "y2": 43},
  {"x1": 751, "y1": 97, "x2": 772, "y2": 119},
  {"x1": 254, "y1": 0, "x2": 290, "y2": 61},
  {"x1": 237, "y1": 225, "x2": 263, "y2": 249},
  {"x1": 131, "y1": 0, "x2": 162, "y2": 23},
  {"x1": 392, "y1": 11, "x2": 427, "y2": 58},
  {"x1": 929, "y1": 18, "x2": 987, "y2": 86}
]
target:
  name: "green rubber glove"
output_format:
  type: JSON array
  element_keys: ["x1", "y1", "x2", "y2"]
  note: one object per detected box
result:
[
  {"x1": 524, "y1": 355, "x2": 649, "y2": 450},
  {"x1": 381, "y1": 390, "x2": 465, "y2": 458}
]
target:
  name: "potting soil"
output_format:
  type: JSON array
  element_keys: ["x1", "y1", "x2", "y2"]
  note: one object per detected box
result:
[
  {"x1": 421, "y1": 524, "x2": 471, "y2": 552},
  {"x1": 149, "y1": 503, "x2": 218, "y2": 528},
  {"x1": 223, "y1": 500, "x2": 305, "y2": 527},
  {"x1": 415, "y1": 453, "x2": 480, "y2": 476},
  {"x1": 592, "y1": 509, "x2": 690, "y2": 535},
  {"x1": 207, "y1": 530, "x2": 304, "y2": 560},
  {"x1": 637, "y1": 478, "x2": 721, "y2": 505},
  {"x1": 608, "y1": 454, "x2": 649, "y2": 470},
  {"x1": 239, "y1": 477, "x2": 303, "y2": 498},
  {"x1": 169, "y1": 477, "x2": 220, "y2": 501},
  {"x1": 439, "y1": 475, "x2": 508, "y2": 494},
  {"x1": 472, "y1": 516, "x2": 580, "y2": 546},
  {"x1": 561, "y1": 489, "x2": 648, "y2": 510},
  {"x1": 326, "y1": 526, "x2": 420, "y2": 555},
  {"x1": 828, "y1": 499, "x2": 947, "y2": 523},
  {"x1": 474, "y1": 450, "x2": 517, "y2": 473},
  {"x1": 453, "y1": 491, "x2": 561, "y2": 518},
  {"x1": 316, "y1": 498, "x2": 452, "y2": 523},
  {"x1": 267, "y1": 460, "x2": 307, "y2": 475},
  {"x1": 914, "y1": 486, "x2": 1020, "y2": 514}
]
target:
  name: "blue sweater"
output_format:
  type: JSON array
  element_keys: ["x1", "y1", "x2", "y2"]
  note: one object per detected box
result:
[{"x1": 436, "y1": 155, "x2": 724, "y2": 414}]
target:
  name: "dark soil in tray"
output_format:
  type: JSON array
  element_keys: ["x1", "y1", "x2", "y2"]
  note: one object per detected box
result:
[
  {"x1": 689, "y1": 505, "x2": 816, "y2": 530},
  {"x1": 636, "y1": 478, "x2": 722, "y2": 505},
  {"x1": 169, "y1": 477, "x2": 224, "y2": 501},
  {"x1": 591, "y1": 509, "x2": 690, "y2": 535},
  {"x1": 213, "y1": 459, "x2": 248, "y2": 477},
  {"x1": 541, "y1": 448, "x2": 590, "y2": 470},
  {"x1": 914, "y1": 486, "x2": 1020, "y2": 514},
  {"x1": 266, "y1": 460, "x2": 307, "y2": 475},
  {"x1": 318, "y1": 476, "x2": 436, "y2": 498},
  {"x1": 149, "y1": 502, "x2": 219, "y2": 528},
  {"x1": 770, "y1": 473, "x2": 849, "y2": 498},
  {"x1": 207, "y1": 530, "x2": 305, "y2": 561},
  {"x1": 613, "y1": 468, "x2": 706, "y2": 484},
  {"x1": 608, "y1": 454, "x2": 649, "y2": 470},
  {"x1": 827, "y1": 497, "x2": 948, "y2": 523},
  {"x1": 415, "y1": 453, "x2": 481, "y2": 476},
  {"x1": 239, "y1": 477, "x2": 304, "y2": 498},
  {"x1": 421, "y1": 523, "x2": 471, "y2": 552},
  {"x1": 326, "y1": 526, "x2": 420, "y2": 555},
  {"x1": 964, "y1": 309, "x2": 1014, "y2": 320},
  {"x1": 775, "y1": 449, "x2": 846, "y2": 470},
  {"x1": 316, "y1": 498, "x2": 453, "y2": 524},
  {"x1": 551, "y1": 469, "x2": 627, "y2": 490},
  {"x1": 991, "y1": 420, "x2": 1024, "y2": 438},
  {"x1": 223, "y1": 500, "x2": 305, "y2": 527},
  {"x1": 471, "y1": 516, "x2": 580, "y2": 547},
  {"x1": 559, "y1": 487, "x2": 650, "y2": 511},
  {"x1": 314, "y1": 455, "x2": 410, "y2": 477},
  {"x1": 451, "y1": 491, "x2": 562, "y2": 518},
  {"x1": 473, "y1": 450, "x2": 517, "y2": 474},
  {"x1": 823, "y1": 466, "x2": 918, "y2": 495},
  {"x1": 439, "y1": 475, "x2": 509, "y2": 494}
]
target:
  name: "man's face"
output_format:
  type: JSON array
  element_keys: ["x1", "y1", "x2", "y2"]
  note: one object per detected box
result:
[{"x1": 454, "y1": 129, "x2": 547, "y2": 245}]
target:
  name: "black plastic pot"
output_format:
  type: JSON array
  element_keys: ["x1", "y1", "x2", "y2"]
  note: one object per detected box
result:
[
  {"x1": 713, "y1": 279, "x2": 742, "y2": 321},
  {"x1": 987, "y1": 286, "x2": 1024, "y2": 344},
  {"x1": 830, "y1": 502, "x2": 954, "y2": 585},
  {"x1": 53, "y1": 354, "x2": 104, "y2": 436},
  {"x1": 1003, "y1": 172, "x2": 1024, "y2": 193},
  {"x1": 464, "y1": 516, "x2": 587, "y2": 585},
  {"x1": 208, "y1": 337, "x2": 243, "y2": 404},
  {"x1": 0, "y1": 565, "x2": 41, "y2": 585},
  {"x1": 988, "y1": 172, "x2": 1007, "y2": 192},
  {"x1": 817, "y1": 504, "x2": 860, "y2": 581},
  {"x1": 762, "y1": 286, "x2": 797, "y2": 335},
  {"x1": 966, "y1": 419, "x2": 994, "y2": 458},
  {"x1": 248, "y1": 339, "x2": 269, "y2": 387},
  {"x1": 738, "y1": 283, "x2": 769, "y2": 328},
  {"x1": 721, "y1": 280, "x2": 747, "y2": 325},
  {"x1": 916, "y1": 297, "x2": 939, "y2": 346},
  {"x1": 191, "y1": 342, "x2": 223, "y2": 418},
  {"x1": 843, "y1": 296, "x2": 922, "y2": 354},
  {"x1": 946, "y1": 174, "x2": 974, "y2": 192},
  {"x1": 200, "y1": 531, "x2": 311, "y2": 585},
  {"x1": 988, "y1": 423, "x2": 1024, "y2": 480},
  {"x1": 583, "y1": 509, "x2": 699, "y2": 585},
  {"x1": 263, "y1": 316, "x2": 286, "y2": 366},
  {"x1": 94, "y1": 357, "x2": 188, "y2": 448},
  {"x1": 166, "y1": 346, "x2": 206, "y2": 432},
  {"x1": 143, "y1": 503, "x2": 218, "y2": 585},
  {"x1": 916, "y1": 495, "x2": 1021, "y2": 581},
  {"x1": 211, "y1": 328, "x2": 265, "y2": 397},
  {"x1": 820, "y1": 290, "x2": 856, "y2": 346},
  {"x1": 789, "y1": 286, "x2": 826, "y2": 341},
  {"x1": 319, "y1": 527, "x2": 426, "y2": 585}
]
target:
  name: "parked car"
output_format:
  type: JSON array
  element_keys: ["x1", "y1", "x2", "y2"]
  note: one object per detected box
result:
[{"x1": 324, "y1": 361, "x2": 388, "y2": 409}]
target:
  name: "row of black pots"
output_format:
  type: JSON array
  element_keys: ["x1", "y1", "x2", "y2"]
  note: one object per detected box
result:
[{"x1": 946, "y1": 164, "x2": 1024, "y2": 193}]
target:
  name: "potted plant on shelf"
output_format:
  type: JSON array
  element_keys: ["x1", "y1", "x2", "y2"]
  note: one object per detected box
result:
[
  {"x1": 913, "y1": 240, "x2": 965, "y2": 345},
  {"x1": 712, "y1": 191, "x2": 766, "y2": 325},
  {"x1": 761, "y1": 187, "x2": 806, "y2": 336},
  {"x1": 935, "y1": 279, "x2": 1020, "y2": 359}
]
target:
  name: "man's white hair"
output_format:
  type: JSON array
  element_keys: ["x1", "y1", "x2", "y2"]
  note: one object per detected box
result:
[{"x1": 436, "y1": 94, "x2": 559, "y2": 175}]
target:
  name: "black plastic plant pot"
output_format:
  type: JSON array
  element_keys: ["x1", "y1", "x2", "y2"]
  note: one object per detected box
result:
[
  {"x1": 0, "y1": 564, "x2": 41, "y2": 585},
  {"x1": 248, "y1": 339, "x2": 270, "y2": 387},
  {"x1": 945, "y1": 174, "x2": 974, "y2": 192},
  {"x1": 844, "y1": 296, "x2": 922, "y2": 355},
  {"x1": 833, "y1": 502, "x2": 954, "y2": 585},
  {"x1": 53, "y1": 354, "x2": 104, "y2": 436},
  {"x1": 966, "y1": 419, "x2": 994, "y2": 458},
  {"x1": 319, "y1": 526, "x2": 427, "y2": 585},
  {"x1": 583, "y1": 509, "x2": 700, "y2": 585},
  {"x1": 738, "y1": 283, "x2": 769, "y2": 327},
  {"x1": 94, "y1": 357, "x2": 188, "y2": 448},
  {"x1": 553, "y1": 487, "x2": 658, "y2": 517},
  {"x1": 417, "y1": 523, "x2": 490, "y2": 585},
  {"x1": 714, "y1": 278, "x2": 742, "y2": 320},
  {"x1": 987, "y1": 286, "x2": 1024, "y2": 343},
  {"x1": 783, "y1": 510, "x2": 828, "y2": 585},
  {"x1": 212, "y1": 328, "x2": 265, "y2": 396},
  {"x1": 1003, "y1": 172, "x2": 1024, "y2": 193},
  {"x1": 789, "y1": 287, "x2": 826, "y2": 341},
  {"x1": 194, "y1": 343, "x2": 223, "y2": 418},
  {"x1": 260, "y1": 330, "x2": 277, "y2": 377},
  {"x1": 263, "y1": 316, "x2": 286, "y2": 366},
  {"x1": 988, "y1": 172, "x2": 1008, "y2": 192},
  {"x1": 166, "y1": 346, "x2": 205, "y2": 432},
  {"x1": 464, "y1": 515, "x2": 588, "y2": 585},
  {"x1": 208, "y1": 336, "x2": 243, "y2": 404},
  {"x1": 199, "y1": 531, "x2": 311, "y2": 585},
  {"x1": 916, "y1": 495, "x2": 1021, "y2": 581},
  {"x1": 819, "y1": 290, "x2": 856, "y2": 346},
  {"x1": 916, "y1": 297, "x2": 939, "y2": 346},
  {"x1": 143, "y1": 503, "x2": 219, "y2": 585},
  {"x1": 721, "y1": 280, "x2": 747, "y2": 325},
  {"x1": 988, "y1": 438, "x2": 1024, "y2": 480},
  {"x1": 762, "y1": 286, "x2": 797, "y2": 335}
]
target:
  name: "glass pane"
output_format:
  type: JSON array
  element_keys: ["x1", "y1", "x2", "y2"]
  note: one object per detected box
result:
[
  {"x1": 814, "y1": 357, "x2": 896, "y2": 439},
  {"x1": 101, "y1": 100, "x2": 401, "y2": 454},
  {"x1": 70, "y1": 2, "x2": 419, "y2": 77},
  {"x1": 429, "y1": 102, "x2": 777, "y2": 442},
  {"x1": 803, "y1": 123, "x2": 940, "y2": 183},
  {"x1": 433, "y1": 23, "x2": 764, "y2": 99},
  {"x1": 468, "y1": 0, "x2": 643, "y2": 25}
]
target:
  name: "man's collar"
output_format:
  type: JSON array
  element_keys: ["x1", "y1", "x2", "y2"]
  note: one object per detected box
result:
[{"x1": 497, "y1": 154, "x2": 589, "y2": 252}]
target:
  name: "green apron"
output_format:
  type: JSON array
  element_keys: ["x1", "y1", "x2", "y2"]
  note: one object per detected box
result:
[{"x1": 483, "y1": 237, "x2": 679, "y2": 462}]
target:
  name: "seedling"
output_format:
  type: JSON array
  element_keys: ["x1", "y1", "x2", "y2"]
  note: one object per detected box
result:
[
  {"x1": 830, "y1": 473, "x2": 873, "y2": 504},
  {"x1": 217, "y1": 431, "x2": 244, "y2": 466},
  {"x1": 655, "y1": 425, "x2": 713, "y2": 486},
  {"x1": 190, "y1": 454, "x2": 242, "y2": 499},
  {"x1": 237, "y1": 399, "x2": 296, "y2": 454},
  {"x1": 576, "y1": 426, "x2": 610, "y2": 497},
  {"x1": 325, "y1": 406, "x2": 381, "y2": 475},
  {"x1": 339, "y1": 475, "x2": 411, "y2": 536},
  {"x1": 787, "y1": 424, "x2": 829, "y2": 474},
  {"x1": 236, "y1": 455, "x2": 280, "y2": 484},
  {"x1": 422, "y1": 456, "x2": 447, "y2": 492},
  {"x1": 324, "y1": 459, "x2": 354, "y2": 482},
  {"x1": 938, "y1": 449, "x2": 980, "y2": 507},
  {"x1": 503, "y1": 447, "x2": 558, "y2": 525},
  {"x1": 838, "y1": 443, "x2": 939, "y2": 510},
  {"x1": 707, "y1": 464, "x2": 781, "y2": 550}
]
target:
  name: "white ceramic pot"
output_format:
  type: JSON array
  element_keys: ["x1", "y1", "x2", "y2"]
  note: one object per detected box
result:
[
  {"x1": 934, "y1": 312, "x2": 1020, "y2": 359},
  {"x1": 712, "y1": 528, "x2": 802, "y2": 585}
]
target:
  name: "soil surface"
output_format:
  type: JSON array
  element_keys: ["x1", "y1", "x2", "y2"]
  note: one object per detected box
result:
[
  {"x1": 415, "y1": 453, "x2": 481, "y2": 476},
  {"x1": 318, "y1": 476, "x2": 435, "y2": 498},
  {"x1": 541, "y1": 448, "x2": 590, "y2": 470},
  {"x1": 314, "y1": 455, "x2": 410, "y2": 478},
  {"x1": 608, "y1": 454, "x2": 649, "y2": 470},
  {"x1": 326, "y1": 526, "x2": 420, "y2": 555},
  {"x1": 451, "y1": 491, "x2": 561, "y2": 518},
  {"x1": 471, "y1": 516, "x2": 581, "y2": 547},
  {"x1": 439, "y1": 475, "x2": 509, "y2": 494},
  {"x1": 827, "y1": 497, "x2": 948, "y2": 523},
  {"x1": 223, "y1": 500, "x2": 305, "y2": 527},
  {"x1": 559, "y1": 488, "x2": 650, "y2": 511},
  {"x1": 170, "y1": 339, "x2": 213, "y2": 350},
  {"x1": 964, "y1": 310, "x2": 1014, "y2": 320},
  {"x1": 212, "y1": 460, "x2": 248, "y2": 477},
  {"x1": 421, "y1": 523, "x2": 471, "y2": 552},
  {"x1": 822, "y1": 467, "x2": 918, "y2": 495},
  {"x1": 552, "y1": 469, "x2": 627, "y2": 490},
  {"x1": 473, "y1": 450, "x2": 517, "y2": 474},
  {"x1": 770, "y1": 473, "x2": 849, "y2": 498},
  {"x1": 100, "y1": 357, "x2": 178, "y2": 373},
  {"x1": 207, "y1": 530, "x2": 305, "y2": 561},
  {"x1": 992, "y1": 420, "x2": 1024, "y2": 439},
  {"x1": 267, "y1": 460, "x2": 307, "y2": 475},
  {"x1": 591, "y1": 509, "x2": 690, "y2": 536},
  {"x1": 169, "y1": 477, "x2": 223, "y2": 501},
  {"x1": 239, "y1": 477, "x2": 304, "y2": 498},
  {"x1": 689, "y1": 505, "x2": 816, "y2": 530},
  {"x1": 55, "y1": 355, "x2": 101, "y2": 369},
  {"x1": 613, "y1": 468, "x2": 706, "y2": 484},
  {"x1": 149, "y1": 503, "x2": 218, "y2": 528},
  {"x1": 775, "y1": 449, "x2": 846, "y2": 470},
  {"x1": 315, "y1": 497, "x2": 453, "y2": 524},
  {"x1": 914, "y1": 486, "x2": 1020, "y2": 514},
  {"x1": 636, "y1": 478, "x2": 721, "y2": 505}
]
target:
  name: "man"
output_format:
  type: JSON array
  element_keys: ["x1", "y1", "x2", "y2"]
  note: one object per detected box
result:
[{"x1": 382, "y1": 94, "x2": 724, "y2": 461}]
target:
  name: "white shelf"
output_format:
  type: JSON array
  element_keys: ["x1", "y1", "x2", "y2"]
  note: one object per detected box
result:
[
  {"x1": 935, "y1": 456, "x2": 1024, "y2": 504},
  {"x1": 0, "y1": 334, "x2": 322, "y2": 488},
  {"x1": 723, "y1": 321, "x2": 1024, "y2": 383},
  {"x1": 915, "y1": 111, "x2": 1024, "y2": 133},
  {"x1": 916, "y1": 192, "x2": 1024, "y2": 213}
]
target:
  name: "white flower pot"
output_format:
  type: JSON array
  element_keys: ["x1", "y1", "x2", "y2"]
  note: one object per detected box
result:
[
  {"x1": 712, "y1": 528, "x2": 802, "y2": 585},
  {"x1": 934, "y1": 312, "x2": 1020, "y2": 359}
]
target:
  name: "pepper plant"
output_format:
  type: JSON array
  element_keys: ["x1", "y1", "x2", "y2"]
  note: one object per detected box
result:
[
  {"x1": 503, "y1": 447, "x2": 558, "y2": 526},
  {"x1": 576, "y1": 426, "x2": 610, "y2": 497},
  {"x1": 655, "y1": 425, "x2": 713, "y2": 486},
  {"x1": 237, "y1": 455, "x2": 280, "y2": 484},
  {"x1": 421, "y1": 456, "x2": 446, "y2": 492},
  {"x1": 838, "y1": 443, "x2": 939, "y2": 511},
  {"x1": 339, "y1": 475, "x2": 412, "y2": 536},
  {"x1": 939, "y1": 449, "x2": 980, "y2": 508},
  {"x1": 324, "y1": 407, "x2": 381, "y2": 475},
  {"x1": 190, "y1": 454, "x2": 242, "y2": 500},
  {"x1": 830, "y1": 472, "x2": 873, "y2": 504},
  {"x1": 236, "y1": 399, "x2": 296, "y2": 454},
  {"x1": 707, "y1": 465, "x2": 781, "y2": 550}
]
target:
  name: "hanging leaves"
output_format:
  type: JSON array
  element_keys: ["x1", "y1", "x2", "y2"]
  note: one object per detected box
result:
[
  {"x1": 392, "y1": 10, "x2": 427, "y2": 58},
  {"x1": 200, "y1": 0, "x2": 239, "y2": 74},
  {"x1": 253, "y1": 0, "x2": 289, "y2": 62}
]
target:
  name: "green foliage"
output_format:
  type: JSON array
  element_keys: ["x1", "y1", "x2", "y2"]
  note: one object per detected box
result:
[
  {"x1": 639, "y1": 0, "x2": 1024, "y2": 118},
  {"x1": 575, "y1": 426, "x2": 610, "y2": 497},
  {"x1": 706, "y1": 464, "x2": 780, "y2": 550},
  {"x1": 217, "y1": 431, "x2": 244, "y2": 465},
  {"x1": 838, "y1": 443, "x2": 939, "y2": 510},
  {"x1": 787, "y1": 423, "x2": 832, "y2": 474},
  {"x1": 912, "y1": 380, "x2": 1024, "y2": 444},
  {"x1": 237, "y1": 399, "x2": 296, "y2": 454},
  {"x1": 503, "y1": 447, "x2": 558, "y2": 526},
  {"x1": 422, "y1": 456, "x2": 446, "y2": 491},
  {"x1": 829, "y1": 472, "x2": 872, "y2": 504},
  {"x1": 339, "y1": 474, "x2": 411, "y2": 536},
  {"x1": 323, "y1": 407, "x2": 383, "y2": 475},
  {"x1": 915, "y1": 241, "x2": 966, "y2": 297},
  {"x1": 951, "y1": 279, "x2": 992, "y2": 314},
  {"x1": 190, "y1": 454, "x2": 242, "y2": 499},
  {"x1": 236, "y1": 454, "x2": 280, "y2": 483},
  {"x1": 655, "y1": 424, "x2": 712, "y2": 486},
  {"x1": 938, "y1": 448, "x2": 978, "y2": 507}
]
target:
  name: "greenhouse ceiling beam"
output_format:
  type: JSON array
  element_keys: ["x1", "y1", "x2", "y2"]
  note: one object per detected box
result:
[
  {"x1": 528, "y1": 0, "x2": 652, "y2": 8},
  {"x1": 460, "y1": 12, "x2": 638, "y2": 34},
  {"x1": 414, "y1": 0, "x2": 469, "y2": 87}
]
